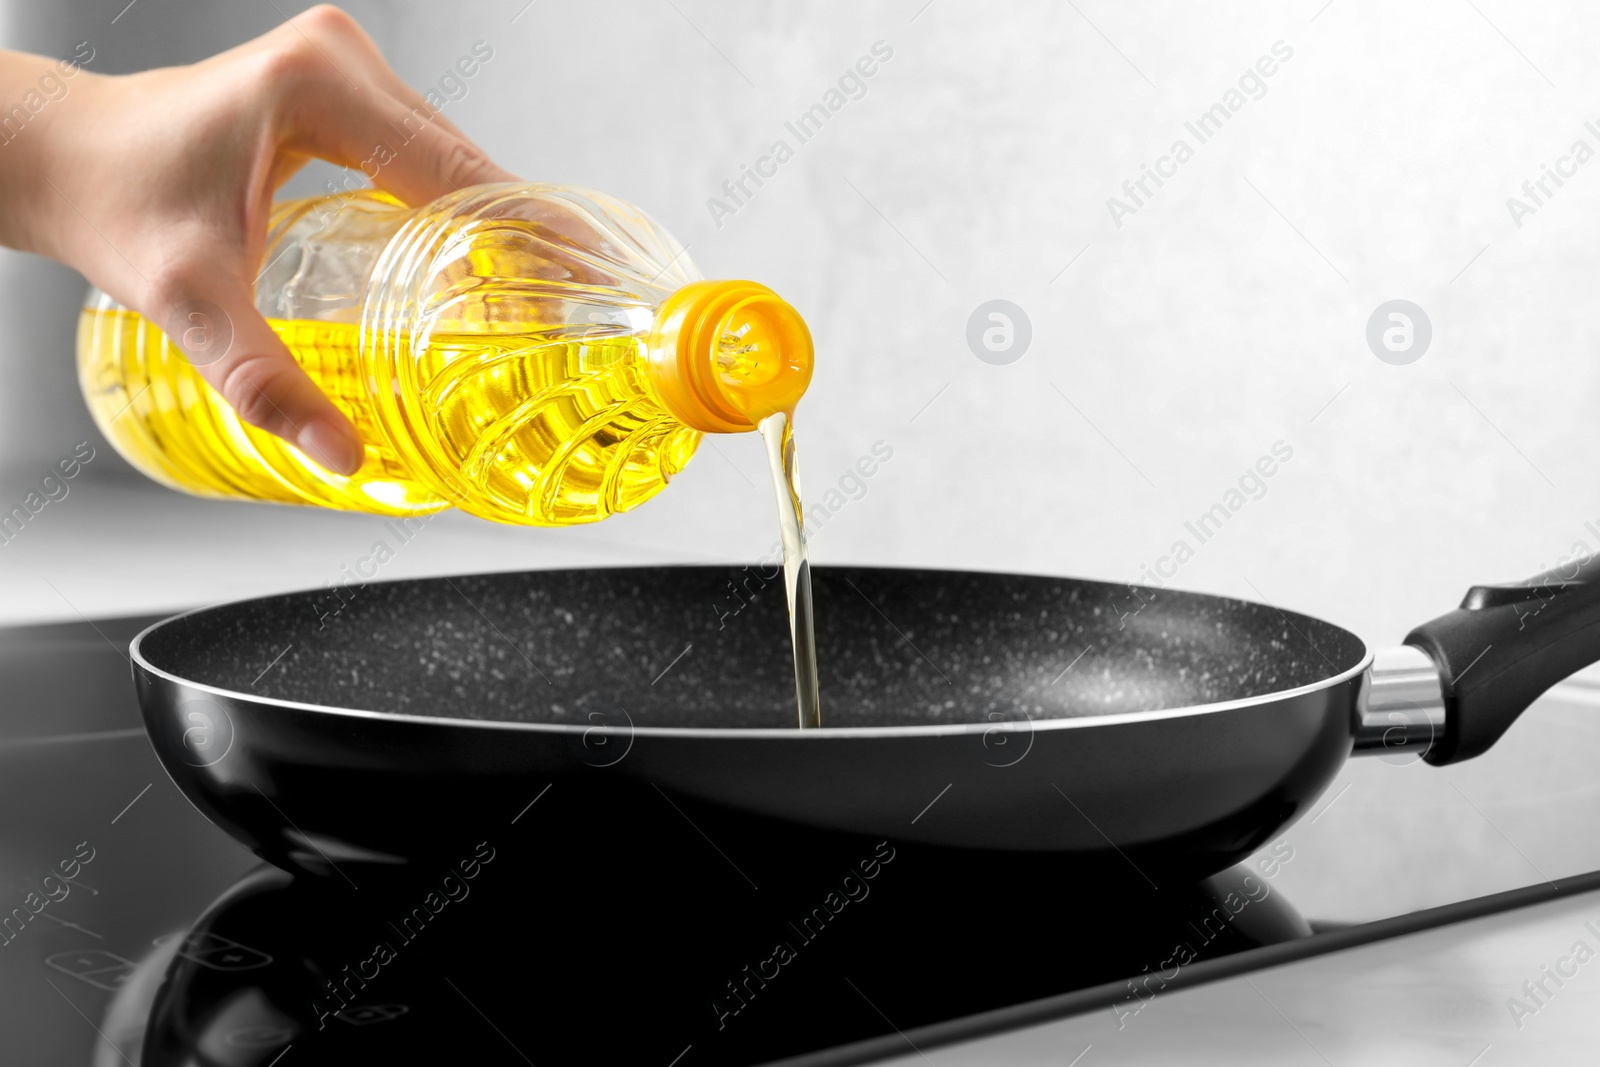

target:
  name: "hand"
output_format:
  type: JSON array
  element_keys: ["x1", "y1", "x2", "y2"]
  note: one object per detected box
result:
[{"x1": 0, "y1": 5, "x2": 518, "y2": 474}]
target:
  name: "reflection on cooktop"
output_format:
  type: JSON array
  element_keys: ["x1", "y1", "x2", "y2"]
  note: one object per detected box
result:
[{"x1": 125, "y1": 839, "x2": 1309, "y2": 1066}]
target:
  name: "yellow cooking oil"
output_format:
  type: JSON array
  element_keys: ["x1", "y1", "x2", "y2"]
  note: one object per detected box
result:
[{"x1": 77, "y1": 309, "x2": 702, "y2": 525}]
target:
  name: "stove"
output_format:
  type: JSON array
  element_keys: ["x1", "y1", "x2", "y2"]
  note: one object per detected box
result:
[{"x1": 7, "y1": 614, "x2": 1600, "y2": 1065}]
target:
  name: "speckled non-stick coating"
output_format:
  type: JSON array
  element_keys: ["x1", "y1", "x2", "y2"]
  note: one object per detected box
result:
[{"x1": 137, "y1": 566, "x2": 1367, "y2": 730}]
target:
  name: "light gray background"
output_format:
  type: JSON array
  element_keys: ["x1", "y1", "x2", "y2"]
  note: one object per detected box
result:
[
  {"x1": 4, "y1": 2, "x2": 1600, "y2": 929},
  {"x1": 5, "y1": 0, "x2": 1595, "y2": 643}
]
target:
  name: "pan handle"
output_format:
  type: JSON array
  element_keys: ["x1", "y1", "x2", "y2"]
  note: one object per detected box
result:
[{"x1": 1406, "y1": 552, "x2": 1600, "y2": 765}]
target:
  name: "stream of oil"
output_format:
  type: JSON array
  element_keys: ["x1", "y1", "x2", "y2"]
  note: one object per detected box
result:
[{"x1": 758, "y1": 410, "x2": 821, "y2": 729}]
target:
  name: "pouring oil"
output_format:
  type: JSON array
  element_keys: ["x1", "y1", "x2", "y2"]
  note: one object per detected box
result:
[
  {"x1": 758, "y1": 410, "x2": 821, "y2": 729},
  {"x1": 75, "y1": 185, "x2": 823, "y2": 725}
]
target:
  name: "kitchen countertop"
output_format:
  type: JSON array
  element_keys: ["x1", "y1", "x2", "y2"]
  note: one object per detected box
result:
[
  {"x1": 876, "y1": 886, "x2": 1600, "y2": 1066},
  {"x1": 0, "y1": 475, "x2": 716, "y2": 628}
]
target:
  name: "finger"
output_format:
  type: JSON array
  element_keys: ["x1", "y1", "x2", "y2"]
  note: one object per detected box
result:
[
  {"x1": 151, "y1": 271, "x2": 364, "y2": 476},
  {"x1": 380, "y1": 78, "x2": 473, "y2": 144},
  {"x1": 230, "y1": 8, "x2": 518, "y2": 205},
  {"x1": 259, "y1": 5, "x2": 477, "y2": 145},
  {"x1": 296, "y1": 10, "x2": 479, "y2": 145},
  {"x1": 295, "y1": 83, "x2": 520, "y2": 206}
]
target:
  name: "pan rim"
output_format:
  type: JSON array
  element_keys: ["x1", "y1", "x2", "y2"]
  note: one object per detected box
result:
[{"x1": 129, "y1": 579, "x2": 1374, "y2": 738}]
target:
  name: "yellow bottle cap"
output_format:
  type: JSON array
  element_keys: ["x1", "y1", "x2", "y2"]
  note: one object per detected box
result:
[{"x1": 646, "y1": 280, "x2": 813, "y2": 433}]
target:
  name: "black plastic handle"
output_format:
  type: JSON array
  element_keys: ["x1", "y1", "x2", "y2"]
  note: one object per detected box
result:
[{"x1": 1406, "y1": 553, "x2": 1600, "y2": 765}]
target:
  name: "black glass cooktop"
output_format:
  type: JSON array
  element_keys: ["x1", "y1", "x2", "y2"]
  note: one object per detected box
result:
[{"x1": 5, "y1": 615, "x2": 1598, "y2": 1066}]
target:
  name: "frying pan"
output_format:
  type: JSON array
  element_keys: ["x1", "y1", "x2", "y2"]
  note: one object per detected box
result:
[{"x1": 130, "y1": 560, "x2": 1600, "y2": 886}]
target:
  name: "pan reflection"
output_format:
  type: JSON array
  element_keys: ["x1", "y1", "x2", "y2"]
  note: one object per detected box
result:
[{"x1": 117, "y1": 791, "x2": 1311, "y2": 1066}]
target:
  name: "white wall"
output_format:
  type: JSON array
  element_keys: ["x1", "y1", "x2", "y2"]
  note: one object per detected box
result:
[{"x1": 5, "y1": 0, "x2": 1600, "y2": 653}]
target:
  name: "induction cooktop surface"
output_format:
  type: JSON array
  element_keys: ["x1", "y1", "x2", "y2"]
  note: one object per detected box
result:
[{"x1": 6, "y1": 614, "x2": 1600, "y2": 1066}]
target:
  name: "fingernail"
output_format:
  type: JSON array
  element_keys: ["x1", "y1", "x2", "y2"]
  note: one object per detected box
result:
[{"x1": 296, "y1": 418, "x2": 363, "y2": 476}]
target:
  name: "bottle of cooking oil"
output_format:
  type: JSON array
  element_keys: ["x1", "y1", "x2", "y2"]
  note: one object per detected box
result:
[{"x1": 76, "y1": 184, "x2": 813, "y2": 527}]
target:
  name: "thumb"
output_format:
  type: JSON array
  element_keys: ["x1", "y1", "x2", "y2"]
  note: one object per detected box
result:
[{"x1": 156, "y1": 277, "x2": 363, "y2": 476}]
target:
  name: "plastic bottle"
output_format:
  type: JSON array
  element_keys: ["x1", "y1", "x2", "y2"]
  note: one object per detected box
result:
[{"x1": 76, "y1": 184, "x2": 813, "y2": 526}]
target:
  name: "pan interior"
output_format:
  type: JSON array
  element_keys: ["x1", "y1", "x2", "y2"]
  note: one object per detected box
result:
[{"x1": 136, "y1": 566, "x2": 1367, "y2": 730}]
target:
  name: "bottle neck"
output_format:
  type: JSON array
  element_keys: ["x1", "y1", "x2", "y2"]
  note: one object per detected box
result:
[{"x1": 645, "y1": 281, "x2": 813, "y2": 434}]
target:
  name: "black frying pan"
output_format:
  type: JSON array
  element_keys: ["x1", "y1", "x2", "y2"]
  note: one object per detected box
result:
[{"x1": 129, "y1": 560, "x2": 1600, "y2": 886}]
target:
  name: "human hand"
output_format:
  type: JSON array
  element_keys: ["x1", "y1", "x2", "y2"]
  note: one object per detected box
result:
[{"x1": 0, "y1": 5, "x2": 518, "y2": 474}]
